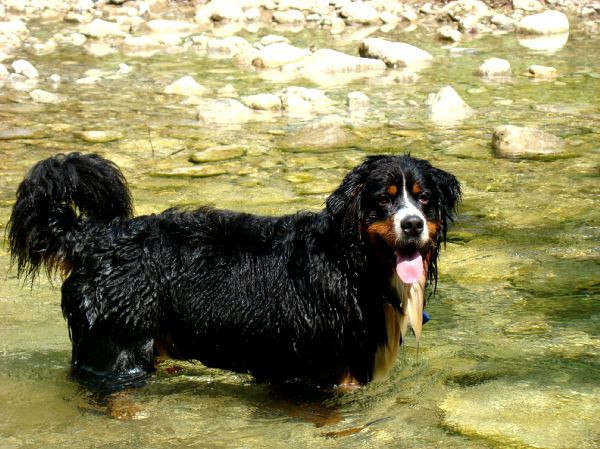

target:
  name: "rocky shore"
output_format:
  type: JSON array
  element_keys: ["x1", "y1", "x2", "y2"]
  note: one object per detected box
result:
[{"x1": 1, "y1": 0, "x2": 599, "y2": 158}]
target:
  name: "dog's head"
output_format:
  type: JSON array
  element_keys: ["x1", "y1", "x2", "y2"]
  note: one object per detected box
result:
[{"x1": 326, "y1": 155, "x2": 461, "y2": 287}]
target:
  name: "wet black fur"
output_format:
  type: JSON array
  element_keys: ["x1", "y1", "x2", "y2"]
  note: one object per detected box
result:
[{"x1": 7, "y1": 153, "x2": 460, "y2": 387}]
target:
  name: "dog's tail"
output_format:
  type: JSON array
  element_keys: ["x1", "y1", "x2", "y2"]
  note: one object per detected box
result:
[{"x1": 7, "y1": 152, "x2": 133, "y2": 281}]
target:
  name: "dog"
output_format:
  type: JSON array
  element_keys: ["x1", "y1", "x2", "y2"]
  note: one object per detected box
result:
[{"x1": 7, "y1": 153, "x2": 460, "y2": 387}]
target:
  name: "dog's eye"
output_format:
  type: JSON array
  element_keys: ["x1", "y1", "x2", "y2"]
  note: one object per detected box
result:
[
  {"x1": 418, "y1": 192, "x2": 430, "y2": 205},
  {"x1": 377, "y1": 194, "x2": 390, "y2": 206}
]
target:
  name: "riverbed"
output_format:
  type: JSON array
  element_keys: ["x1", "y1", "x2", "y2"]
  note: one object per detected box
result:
[{"x1": 1, "y1": 2, "x2": 599, "y2": 448}]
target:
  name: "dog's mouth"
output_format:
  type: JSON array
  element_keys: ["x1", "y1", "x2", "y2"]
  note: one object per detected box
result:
[{"x1": 394, "y1": 246, "x2": 423, "y2": 284}]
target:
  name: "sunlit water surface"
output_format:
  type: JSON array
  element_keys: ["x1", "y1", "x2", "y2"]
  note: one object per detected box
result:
[{"x1": 0, "y1": 19, "x2": 599, "y2": 449}]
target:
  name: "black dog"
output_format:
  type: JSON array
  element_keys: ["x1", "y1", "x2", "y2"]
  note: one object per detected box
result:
[{"x1": 8, "y1": 153, "x2": 460, "y2": 387}]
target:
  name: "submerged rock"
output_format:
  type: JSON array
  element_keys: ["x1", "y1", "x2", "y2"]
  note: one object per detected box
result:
[
  {"x1": 347, "y1": 91, "x2": 370, "y2": 110},
  {"x1": 359, "y1": 38, "x2": 433, "y2": 68},
  {"x1": 492, "y1": 125, "x2": 564, "y2": 158},
  {"x1": 196, "y1": 98, "x2": 254, "y2": 124},
  {"x1": 515, "y1": 10, "x2": 569, "y2": 35},
  {"x1": 156, "y1": 165, "x2": 229, "y2": 178},
  {"x1": 189, "y1": 144, "x2": 248, "y2": 163},
  {"x1": 426, "y1": 86, "x2": 473, "y2": 125},
  {"x1": 77, "y1": 130, "x2": 123, "y2": 143},
  {"x1": 279, "y1": 86, "x2": 332, "y2": 116},
  {"x1": 0, "y1": 128, "x2": 45, "y2": 139},
  {"x1": 517, "y1": 33, "x2": 569, "y2": 51},
  {"x1": 278, "y1": 121, "x2": 359, "y2": 152},
  {"x1": 29, "y1": 89, "x2": 59, "y2": 104}
]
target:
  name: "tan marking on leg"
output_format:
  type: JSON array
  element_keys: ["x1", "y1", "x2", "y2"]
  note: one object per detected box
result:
[{"x1": 372, "y1": 303, "x2": 403, "y2": 380}]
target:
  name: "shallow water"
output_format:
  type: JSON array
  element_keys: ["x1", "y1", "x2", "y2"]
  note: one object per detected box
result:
[{"x1": 1, "y1": 19, "x2": 599, "y2": 449}]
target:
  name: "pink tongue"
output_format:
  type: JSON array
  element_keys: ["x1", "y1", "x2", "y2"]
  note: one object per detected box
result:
[{"x1": 395, "y1": 251, "x2": 423, "y2": 284}]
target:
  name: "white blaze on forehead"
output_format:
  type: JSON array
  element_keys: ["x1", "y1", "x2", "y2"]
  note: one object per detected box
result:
[{"x1": 392, "y1": 173, "x2": 428, "y2": 245}]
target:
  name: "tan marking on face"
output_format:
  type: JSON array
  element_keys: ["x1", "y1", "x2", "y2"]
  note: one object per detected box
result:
[
  {"x1": 412, "y1": 182, "x2": 422, "y2": 195},
  {"x1": 367, "y1": 219, "x2": 397, "y2": 248},
  {"x1": 386, "y1": 184, "x2": 398, "y2": 196}
]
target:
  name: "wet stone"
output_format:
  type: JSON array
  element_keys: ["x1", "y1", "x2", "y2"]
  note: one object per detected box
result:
[
  {"x1": 492, "y1": 125, "x2": 564, "y2": 158},
  {"x1": 77, "y1": 130, "x2": 123, "y2": 143},
  {"x1": 154, "y1": 165, "x2": 229, "y2": 178},
  {"x1": 277, "y1": 122, "x2": 359, "y2": 152},
  {"x1": 189, "y1": 144, "x2": 248, "y2": 163},
  {"x1": 30, "y1": 89, "x2": 60, "y2": 104},
  {"x1": 0, "y1": 128, "x2": 45, "y2": 139}
]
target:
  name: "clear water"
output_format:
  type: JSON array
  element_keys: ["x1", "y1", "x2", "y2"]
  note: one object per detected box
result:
[{"x1": 0, "y1": 19, "x2": 599, "y2": 449}]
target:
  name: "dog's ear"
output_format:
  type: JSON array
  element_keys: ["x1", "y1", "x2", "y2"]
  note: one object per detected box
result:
[
  {"x1": 432, "y1": 167, "x2": 461, "y2": 222},
  {"x1": 326, "y1": 163, "x2": 369, "y2": 218}
]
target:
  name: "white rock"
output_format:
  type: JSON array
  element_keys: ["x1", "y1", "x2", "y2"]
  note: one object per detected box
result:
[
  {"x1": 241, "y1": 93, "x2": 282, "y2": 110},
  {"x1": 279, "y1": 86, "x2": 332, "y2": 116},
  {"x1": 8, "y1": 73, "x2": 37, "y2": 92},
  {"x1": 426, "y1": 85, "x2": 473, "y2": 125},
  {"x1": 527, "y1": 64, "x2": 557, "y2": 79},
  {"x1": 206, "y1": 36, "x2": 251, "y2": 58},
  {"x1": 252, "y1": 42, "x2": 310, "y2": 68},
  {"x1": 512, "y1": 0, "x2": 544, "y2": 12},
  {"x1": 443, "y1": 0, "x2": 492, "y2": 22},
  {"x1": 490, "y1": 13, "x2": 514, "y2": 30},
  {"x1": 80, "y1": 19, "x2": 129, "y2": 38},
  {"x1": 64, "y1": 32, "x2": 87, "y2": 46},
  {"x1": 145, "y1": 20, "x2": 198, "y2": 35},
  {"x1": 329, "y1": 17, "x2": 346, "y2": 34},
  {"x1": 116, "y1": 63, "x2": 132, "y2": 76},
  {"x1": 209, "y1": 0, "x2": 245, "y2": 22},
  {"x1": 515, "y1": 10, "x2": 569, "y2": 34},
  {"x1": 282, "y1": 48, "x2": 386, "y2": 83},
  {"x1": 273, "y1": 9, "x2": 306, "y2": 23},
  {"x1": 121, "y1": 35, "x2": 162, "y2": 53},
  {"x1": 380, "y1": 11, "x2": 399, "y2": 25},
  {"x1": 347, "y1": 91, "x2": 370, "y2": 109},
  {"x1": 0, "y1": 63, "x2": 8, "y2": 79},
  {"x1": 12, "y1": 59, "x2": 38, "y2": 78},
  {"x1": 477, "y1": 57, "x2": 511, "y2": 77},
  {"x1": 164, "y1": 76, "x2": 207, "y2": 96},
  {"x1": 340, "y1": 1, "x2": 380, "y2": 24},
  {"x1": 76, "y1": 0, "x2": 95, "y2": 12},
  {"x1": 438, "y1": 25, "x2": 462, "y2": 42},
  {"x1": 49, "y1": 73, "x2": 61, "y2": 83},
  {"x1": 196, "y1": 98, "x2": 254, "y2": 124},
  {"x1": 517, "y1": 33, "x2": 569, "y2": 51},
  {"x1": 0, "y1": 20, "x2": 29, "y2": 40},
  {"x1": 359, "y1": 38, "x2": 433, "y2": 68},
  {"x1": 30, "y1": 89, "x2": 60, "y2": 104},
  {"x1": 260, "y1": 34, "x2": 290, "y2": 46}
]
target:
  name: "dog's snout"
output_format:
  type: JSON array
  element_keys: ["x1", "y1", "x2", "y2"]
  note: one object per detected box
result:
[{"x1": 400, "y1": 215, "x2": 424, "y2": 237}]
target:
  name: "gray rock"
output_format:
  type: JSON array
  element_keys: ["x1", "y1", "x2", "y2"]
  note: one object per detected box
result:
[
  {"x1": 196, "y1": 98, "x2": 254, "y2": 124},
  {"x1": 426, "y1": 85, "x2": 473, "y2": 125},
  {"x1": 492, "y1": 125, "x2": 564, "y2": 157},
  {"x1": 515, "y1": 11, "x2": 569, "y2": 35},
  {"x1": 359, "y1": 38, "x2": 433, "y2": 68},
  {"x1": 189, "y1": 144, "x2": 248, "y2": 163}
]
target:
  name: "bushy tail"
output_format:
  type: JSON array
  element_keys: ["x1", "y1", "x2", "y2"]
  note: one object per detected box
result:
[{"x1": 7, "y1": 152, "x2": 133, "y2": 281}]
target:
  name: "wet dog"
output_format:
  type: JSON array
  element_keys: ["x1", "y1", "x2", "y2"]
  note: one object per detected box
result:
[{"x1": 8, "y1": 153, "x2": 460, "y2": 387}]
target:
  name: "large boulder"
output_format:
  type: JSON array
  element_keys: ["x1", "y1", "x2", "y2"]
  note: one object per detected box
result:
[
  {"x1": 515, "y1": 10, "x2": 569, "y2": 35},
  {"x1": 359, "y1": 38, "x2": 433, "y2": 68}
]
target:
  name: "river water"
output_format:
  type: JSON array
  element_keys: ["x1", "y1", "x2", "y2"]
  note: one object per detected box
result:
[{"x1": 0, "y1": 18, "x2": 599, "y2": 449}]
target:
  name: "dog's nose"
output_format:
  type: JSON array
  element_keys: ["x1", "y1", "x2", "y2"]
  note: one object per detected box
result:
[{"x1": 400, "y1": 215, "x2": 424, "y2": 237}]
